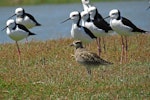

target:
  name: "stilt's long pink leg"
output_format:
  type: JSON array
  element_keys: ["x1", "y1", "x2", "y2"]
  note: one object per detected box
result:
[
  {"x1": 96, "y1": 37, "x2": 101, "y2": 56},
  {"x1": 120, "y1": 36, "x2": 125, "y2": 64},
  {"x1": 102, "y1": 37, "x2": 106, "y2": 53},
  {"x1": 125, "y1": 36, "x2": 128, "y2": 63},
  {"x1": 16, "y1": 41, "x2": 21, "y2": 66}
]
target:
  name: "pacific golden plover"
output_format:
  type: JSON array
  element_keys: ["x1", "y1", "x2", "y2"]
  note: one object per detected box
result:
[{"x1": 71, "y1": 40, "x2": 113, "y2": 75}]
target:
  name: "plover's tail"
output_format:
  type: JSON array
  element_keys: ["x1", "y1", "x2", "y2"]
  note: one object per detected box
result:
[{"x1": 98, "y1": 57, "x2": 113, "y2": 65}]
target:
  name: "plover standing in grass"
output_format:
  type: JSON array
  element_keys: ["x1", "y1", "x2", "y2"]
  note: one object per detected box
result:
[
  {"x1": 61, "y1": 11, "x2": 96, "y2": 43},
  {"x1": 2, "y1": 19, "x2": 36, "y2": 65},
  {"x1": 104, "y1": 9, "x2": 148, "y2": 63},
  {"x1": 70, "y1": 40, "x2": 113, "y2": 75}
]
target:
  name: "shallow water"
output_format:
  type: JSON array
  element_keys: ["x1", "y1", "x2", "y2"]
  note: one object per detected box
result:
[{"x1": 0, "y1": 1, "x2": 150, "y2": 43}]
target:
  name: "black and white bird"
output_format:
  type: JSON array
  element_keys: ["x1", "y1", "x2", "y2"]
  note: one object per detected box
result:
[
  {"x1": 88, "y1": 6, "x2": 112, "y2": 33},
  {"x1": 2, "y1": 19, "x2": 36, "y2": 65},
  {"x1": 8, "y1": 7, "x2": 41, "y2": 29},
  {"x1": 87, "y1": 6, "x2": 113, "y2": 56},
  {"x1": 81, "y1": 0, "x2": 92, "y2": 12},
  {"x1": 70, "y1": 40, "x2": 113, "y2": 75},
  {"x1": 105, "y1": 9, "x2": 147, "y2": 63},
  {"x1": 61, "y1": 11, "x2": 96, "y2": 43},
  {"x1": 81, "y1": 0, "x2": 112, "y2": 33},
  {"x1": 81, "y1": 10, "x2": 109, "y2": 56}
]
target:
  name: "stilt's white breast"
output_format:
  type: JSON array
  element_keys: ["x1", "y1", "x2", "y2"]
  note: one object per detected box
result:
[
  {"x1": 7, "y1": 26, "x2": 28, "y2": 41},
  {"x1": 110, "y1": 19, "x2": 133, "y2": 36},
  {"x1": 71, "y1": 24, "x2": 93, "y2": 43}
]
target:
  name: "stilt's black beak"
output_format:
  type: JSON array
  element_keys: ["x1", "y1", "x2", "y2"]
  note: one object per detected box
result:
[
  {"x1": 60, "y1": 18, "x2": 71, "y2": 24},
  {"x1": 146, "y1": 6, "x2": 150, "y2": 10},
  {"x1": 103, "y1": 16, "x2": 110, "y2": 19},
  {"x1": 8, "y1": 14, "x2": 16, "y2": 19},
  {"x1": 1, "y1": 26, "x2": 8, "y2": 31}
]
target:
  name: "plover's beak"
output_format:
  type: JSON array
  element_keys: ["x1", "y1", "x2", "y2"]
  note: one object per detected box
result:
[
  {"x1": 61, "y1": 18, "x2": 71, "y2": 24},
  {"x1": 70, "y1": 44, "x2": 73, "y2": 46},
  {"x1": 103, "y1": 16, "x2": 110, "y2": 19},
  {"x1": 69, "y1": 43, "x2": 74, "y2": 47},
  {"x1": 8, "y1": 14, "x2": 16, "y2": 19},
  {"x1": 1, "y1": 26, "x2": 8, "y2": 31}
]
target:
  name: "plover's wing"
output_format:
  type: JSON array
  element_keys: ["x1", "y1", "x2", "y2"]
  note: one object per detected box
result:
[{"x1": 76, "y1": 50, "x2": 112, "y2": 65}]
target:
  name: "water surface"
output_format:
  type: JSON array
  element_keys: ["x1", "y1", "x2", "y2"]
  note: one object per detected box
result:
[{"x1": 0, "y1": 1, "x2": 149, "y2": 43}]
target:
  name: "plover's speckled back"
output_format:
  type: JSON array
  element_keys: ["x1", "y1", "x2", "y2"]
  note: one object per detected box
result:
[{"x1": 71, "y1": 40, "x2": 113, "y2": 75}]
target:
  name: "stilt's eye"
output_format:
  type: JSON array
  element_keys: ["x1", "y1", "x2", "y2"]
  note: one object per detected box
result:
[{"x1": 72, "y1": 15, "x2": 77, "y2": 17}]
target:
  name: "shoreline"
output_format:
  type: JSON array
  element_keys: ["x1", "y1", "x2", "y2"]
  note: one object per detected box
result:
[{"x1": 0, "y1": 0, "x2": 140, "y2": 7}]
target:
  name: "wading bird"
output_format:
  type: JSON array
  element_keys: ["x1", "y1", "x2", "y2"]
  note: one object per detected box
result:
[
  {"x1": 61, "y1": 11, "x2": 96, "y2": 43},
  {"x1": 8, "y1": 7, "x2": 40, "y2": 42},
  {"x1": 2, "y1": 19, "x2": 36, "y2": 65},
  {"x1": 104, "y1": 9, "x2": 147, "y2": 63},
  {"x1": 88, "y1": 6, "x2": 113, "y2": 55}
]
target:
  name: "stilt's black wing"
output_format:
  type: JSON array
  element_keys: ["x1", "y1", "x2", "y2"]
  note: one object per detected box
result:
[
  {"x1": 122, "y1": 17, "x2": 146, "y2": 33},
  {"x1": 17, "y1": 24, "x2": 36, "y2": 35},
  {"x1": 26, "y1": 13, "x2": 41, "y2": 26},
  {"x1": 83, "y1": 27, "x2": 97, "y2": 39}
]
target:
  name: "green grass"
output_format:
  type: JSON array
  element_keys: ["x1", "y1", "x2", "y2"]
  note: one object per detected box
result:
[
  {"x1": 0, "y1": 35, "x2": 150, "y2": 99},
  {"x1": 0, "y1": 0, "x2": 140, "y2": 6}
]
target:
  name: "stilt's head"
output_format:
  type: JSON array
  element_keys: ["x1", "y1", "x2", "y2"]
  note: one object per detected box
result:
[
  {"x1": 7, "y1": 19, "x2": 16, "y2": 29},
  {"x1": 8, "y1": 7, "x2": 25, "y2": 19},
  {"x1": 15, "y1": 7, "x2": 25, "y2": 17},
  {"x1": 61, "y1": 11, "x2": 81, "y2": 25},
  {"x1": 81, "y1": 0, "x2": 90, "y2": 5},
  {"x1": 69, "y1": 11, "x2": 81, "y2": 21},
  {"x1": 109, "y1": 9, "x2": 121, "y2": 20},
  {"x1": 2, "y1": 19, "x2": 16, "y2": 31}
]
